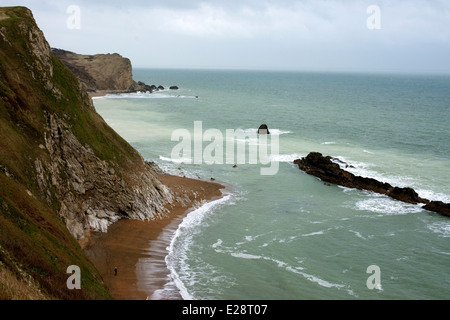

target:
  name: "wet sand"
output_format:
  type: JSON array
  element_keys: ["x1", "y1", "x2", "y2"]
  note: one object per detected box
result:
[{"x1": 83, "y1": 174, "x2": 224, "y2": 300}]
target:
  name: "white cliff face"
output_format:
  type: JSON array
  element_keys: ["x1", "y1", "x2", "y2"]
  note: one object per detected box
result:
[{"x1": 35, "y1": 112, "x2": 173, "y2": 240}]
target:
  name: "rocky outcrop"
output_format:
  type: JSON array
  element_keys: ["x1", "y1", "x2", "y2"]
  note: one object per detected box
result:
[
  {"x1": 127, "y1": 82, "x2": 169, "y2": 93},
  {"x1": 423, "y1": 201, "x2": 450, "y2": 217},
  {"x1": 39, "y1": 112, "x2": 172, "y2": 240},
  {"x1": 128, "y1": 81, "x2": 154, "y2": 93},
  {"x1": 294, "y1": 152, "x2": 450, "y2": 217}
]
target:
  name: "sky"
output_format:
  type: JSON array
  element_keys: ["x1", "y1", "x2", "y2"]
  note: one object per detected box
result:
[{"x1": 3, "y1": 0, "x2": 450, "y2": 73}]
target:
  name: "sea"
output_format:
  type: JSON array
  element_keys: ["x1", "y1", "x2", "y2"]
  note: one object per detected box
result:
[{"x1": 93, "y1": 69, "x2": 450, "y2": 300}]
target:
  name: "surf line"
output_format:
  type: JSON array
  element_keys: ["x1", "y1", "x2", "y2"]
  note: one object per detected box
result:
[{"x1": 166, "y1": 193, "x2": 234, "y2": 300}]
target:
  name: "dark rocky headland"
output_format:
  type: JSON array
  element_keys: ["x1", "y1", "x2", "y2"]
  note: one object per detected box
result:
[{"x1": 294, "y1": 152, "x2": 450, "y2": 218}]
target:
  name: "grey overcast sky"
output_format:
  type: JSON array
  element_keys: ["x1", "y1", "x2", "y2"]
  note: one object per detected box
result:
[{"x1": 3, "y1": 0, "x2": 450, "y2": 73}]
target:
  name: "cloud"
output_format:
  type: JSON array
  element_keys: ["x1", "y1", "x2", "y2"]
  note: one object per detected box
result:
[
  {"x1": 120, "y1": 1, "x2": 355, "y2": 40},
  {"x1": 2, "y1": 0, "x2": 450, "y2": 72}
]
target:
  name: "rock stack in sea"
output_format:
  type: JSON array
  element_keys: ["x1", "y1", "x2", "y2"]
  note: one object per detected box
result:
[{"x1": 258, "y1": 124, "x2": 270, "y2": 134}]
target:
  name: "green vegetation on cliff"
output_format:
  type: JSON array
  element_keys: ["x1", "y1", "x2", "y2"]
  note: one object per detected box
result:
[
  {"x1": 0, "y1": 6, "x2": 113, "y2": 299},
  {"x1": 0, "y1": 6, "x2": 171, "y2": 299}
]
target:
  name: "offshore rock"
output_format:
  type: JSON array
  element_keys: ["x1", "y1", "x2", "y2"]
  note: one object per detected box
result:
[
  {"x1": 294, "y1": 152, "x2": 450, "y2": 217},
  {"x1": 258, "y1": 124, "x2": 270, "y2": 134}
]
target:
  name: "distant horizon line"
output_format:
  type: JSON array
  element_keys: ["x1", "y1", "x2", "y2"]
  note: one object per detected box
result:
[{"x1": 131, "y1": 66, "x2": 450, "y2": 77}]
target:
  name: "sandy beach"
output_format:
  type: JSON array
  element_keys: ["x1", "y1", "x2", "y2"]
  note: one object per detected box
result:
[{"x1": 82, "y1": 174, "x2": 225, "y2": 300}]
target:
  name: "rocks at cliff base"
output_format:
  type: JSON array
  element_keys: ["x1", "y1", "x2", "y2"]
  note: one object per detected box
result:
[
  {"x1": 170, "y1": 86, "x2": 179, "y2": 90},
  {"x1": 128, "y1": 81, "x2": 153, "y2": 93},
  {"x1": 294, "y1": 152, "x2": 450, "y2": 217},
  {"x1": 127, "y1": 82, "x2": 176, "y2": 94},
  {"x1": 258, "y1": 124, "x2": 270, "y2": 134}
]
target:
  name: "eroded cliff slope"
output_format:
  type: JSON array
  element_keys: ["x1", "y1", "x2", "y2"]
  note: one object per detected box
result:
[{"x1": 0, "y1": 6, "x2": 172, "y2": 299}]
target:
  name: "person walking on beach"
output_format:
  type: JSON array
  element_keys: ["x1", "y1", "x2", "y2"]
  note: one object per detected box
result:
[{"x1": 114, "y1": 267, "x2": 117, "y2": 276}]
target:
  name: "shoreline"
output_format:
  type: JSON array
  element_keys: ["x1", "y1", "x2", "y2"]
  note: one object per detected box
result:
[
  {"x1": 83, "y1": 173, "x2": 225, "y2": 300},
  {"x1": 88, "y1": 90, "x2": 132, "y2": 98}
]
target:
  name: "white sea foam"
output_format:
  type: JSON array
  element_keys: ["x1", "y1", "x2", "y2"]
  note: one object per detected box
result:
[
  {"x1": 245, "y1": 235, "x2": 254, "y2": 242},
  {"x1": 235, "y1": 234, "x2": 270, "y2": 246},
  {"x1": 159, "y1": 155, "x2": 192, "y2": 164},
  {"x1": 415, "y1": 189, "x2": 450, "y2": 203},
  {"x1": 212, "y1": 240, "x2": 355, "y2": 296},
  {"x1": 241, "y1": 128, "x2": 292, "y2": 136},
  {"x1": 301, "y1": 231, "x2": 325, "y2": 237},
  {"x1": 349, "y1": 230, "x2": 372, "y2": 240},
  {"x1": 96, "y1": 91, "x2": 197, "y2": 99},
  {"x1": 333, "y1": 156, "x2": 450, "y2": 204},
  {"x1": 230, "y1": 128, "x2": 290, "y2": 147},
  {"x1": 165, "y1": 192, "x2": 235, "y2": 300},
  {"x1": 270, "y1": 153, "x2": 305, "y2": 163},
  {"x1": 427, "y1": 221, "x2": 450, "y2": 238},
  {"x1": 212, "y1": 239, "x2": 223, "y2": 249},
  {"x1": 354, "y1": 196, "x2": 424, "y2": 215},
  {"x1": 230, "y1": 252, "x2": 261, "y2": 260},
  {"x1": 285, "y1": 266, "x2": 347, "y2": 290},
  {"x1": 321, "y1": 141, "x2": 337, "y2": 145}
]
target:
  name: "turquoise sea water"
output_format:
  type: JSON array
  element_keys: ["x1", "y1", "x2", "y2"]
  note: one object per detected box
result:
[{"x1": 94, "y1": 69, "x2": 450, "y2": 300}]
